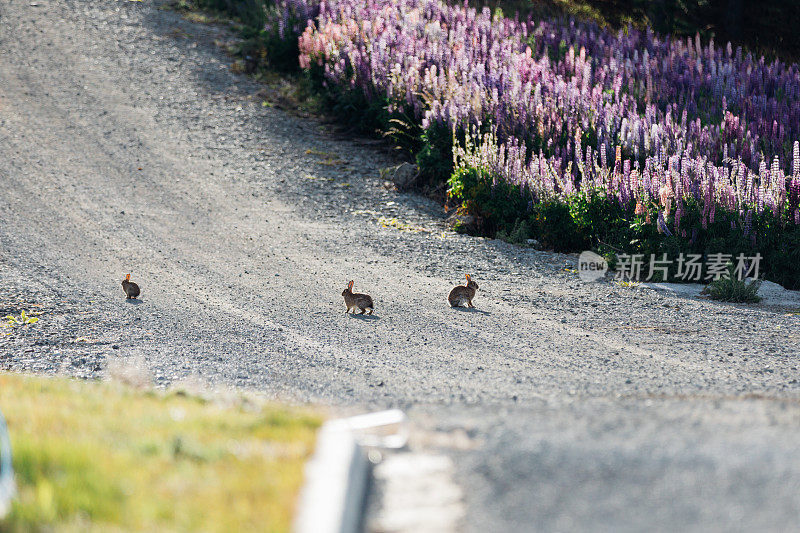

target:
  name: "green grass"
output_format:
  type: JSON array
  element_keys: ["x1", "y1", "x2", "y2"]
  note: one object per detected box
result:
[
  {"x1": 705, "y1": 276, "x2": 762, "y2": 304},
  {"x1": 0, "y1": 373, "x2": 321, "y2": 532}
]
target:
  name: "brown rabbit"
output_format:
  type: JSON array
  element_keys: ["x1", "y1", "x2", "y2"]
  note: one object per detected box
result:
[
  {"x1": 448, "y1": 274, "x2": 478, "y2": 307},
  {"x1": 342, "y1": 280, "x2": 374, "y2": 315},
  {"x1": 122, "y1": 273, "x2": 140, "y2": 299}
]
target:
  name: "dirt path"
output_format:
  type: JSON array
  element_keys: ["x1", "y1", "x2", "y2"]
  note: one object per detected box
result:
[{"x1": 2, "y1": 1, "x2": 799, "y2": 530}]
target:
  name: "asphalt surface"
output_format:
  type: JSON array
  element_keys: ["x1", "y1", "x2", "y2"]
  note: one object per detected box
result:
[{"x1": 1, "y1": 1, "x2": 800, "y2": 531}]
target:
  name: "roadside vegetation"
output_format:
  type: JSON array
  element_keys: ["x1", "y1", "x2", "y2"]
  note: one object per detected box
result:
[
  {"x1": 0, "y1": 373, "x2": 320, "y2": 532},
  {"x1": 175, "y1": 0, "x2": 800, "y2": 290},
  {"x1": 705, "y1": 275, "x2": 762, "y2": 303},
  {"x1": 473, "y1": 0, "x2": 800, "y2": 63}
]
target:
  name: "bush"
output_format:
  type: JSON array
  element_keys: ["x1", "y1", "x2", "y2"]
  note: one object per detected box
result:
[
  {"x1": 447, "y1": 161, "x2": 800, "y2": 288},
  {"x1": 496, "y1": 218, "x2": 533, "y2": 245},
  {"x1": 705, "y1": 276, "x2": 762, "y2": 303}
]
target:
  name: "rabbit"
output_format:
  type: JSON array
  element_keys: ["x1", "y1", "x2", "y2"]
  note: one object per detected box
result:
[
  {"x1": 342, "y1": 280, "x2": 374, "y2": 315},
  {"x1": 448, "y1": 274, "x2": 478, "y2": 307},
  {"x1": 122, "y1": 273, "x2": 140, "y2": 299}
]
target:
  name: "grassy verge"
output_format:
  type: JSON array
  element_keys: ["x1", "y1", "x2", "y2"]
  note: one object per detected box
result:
[{"x1": 0, "y1": 373, "x2": 321, "y2": 532}]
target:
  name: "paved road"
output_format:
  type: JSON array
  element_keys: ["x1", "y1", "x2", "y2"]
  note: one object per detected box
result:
[{"x1": 2, "y1": 1, "x2": 799, "y2": 531}]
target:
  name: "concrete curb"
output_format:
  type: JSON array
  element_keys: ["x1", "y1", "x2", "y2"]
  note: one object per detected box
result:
[
  {"x1": 294, "y1": 410, "x2": 408, "y2": 533},
  {"x1": 294, "y1": 419, "x2": 370, "y2": 533}
]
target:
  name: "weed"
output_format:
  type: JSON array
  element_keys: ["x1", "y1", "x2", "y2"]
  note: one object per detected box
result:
[
  {"x1": 2, "y1": 311, "x2": 39, "y2": 328},
  {"x1": 705, "y1": 276, "x2": 762, "y2": 303},
  {"x1": 378, "y1": 216, "x2": 428, "y2": 233}
]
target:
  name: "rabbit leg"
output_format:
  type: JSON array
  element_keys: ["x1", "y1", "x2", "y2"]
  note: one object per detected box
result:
[
  {"x1": 468, "y1": 299, "x2": 475, "y2": 308},
  {"x1": 367, "y1": 308, "x2": 373, "y2": 315},
  {"x1": 359, "y1": 307, "x2": 366, "y2": 315}
]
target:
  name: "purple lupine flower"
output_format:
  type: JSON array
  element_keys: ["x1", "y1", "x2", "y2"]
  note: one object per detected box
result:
[{"x1": 293, "y1": 0, "x2": 800, "y2": 234}]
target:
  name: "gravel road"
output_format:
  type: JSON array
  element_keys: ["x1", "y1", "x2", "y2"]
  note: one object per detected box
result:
[{"x1": 2, "y1": 1, "x2": 800, "y2": 531}]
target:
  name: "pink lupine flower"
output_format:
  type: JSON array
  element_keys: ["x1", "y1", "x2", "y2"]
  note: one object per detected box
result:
[{"x1": 287, "y1": 0, "x2": 800, "y2": 232}]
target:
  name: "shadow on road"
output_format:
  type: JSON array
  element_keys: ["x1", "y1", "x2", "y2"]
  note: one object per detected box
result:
[
  {"x1": 451, "y1": 306, "x2": 491, "y2": 315},
  {"x1": 348, "y1": 313, "x2": 380, "y2": 320}
]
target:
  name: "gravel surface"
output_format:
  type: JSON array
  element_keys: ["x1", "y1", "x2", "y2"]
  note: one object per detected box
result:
[{"x1": 1, "y1": 1, "x2": 799, "y2": 531}]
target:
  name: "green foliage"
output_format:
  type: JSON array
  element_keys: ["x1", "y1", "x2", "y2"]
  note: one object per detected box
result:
[
  {"x1": 531, "y1": 201, "x2": 586, "y2": 252},
  {"x1": 496, "y1": 218, "x2": 533, "y2": 245},
  {"x1": 569, "y1": 191, "x2": 637, "y2": 248},
  {"x1": 447, "y1": 166, "x2": 528, "y2": 233},
  {"x1": 2, "y1": 310, "x2": 39, "y2": 329},
  {"x1": 237, "y1": 26, "x2": 300, "y2": 73},
  {"x1": 447, "y1": 161, "x2": 800, "y2": 289},
  {"x1": 416, "y1": 126, "x2": 454, "y2": 184},
  {"x1": 706, "y1": 274, "x2": 762, "y2": 303},
  {"x1": 194, "y1": 0, "x2": 268, "y2": 27}
]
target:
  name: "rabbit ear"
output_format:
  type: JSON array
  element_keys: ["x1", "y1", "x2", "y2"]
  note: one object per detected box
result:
[
  {"x1": 125, "y1": 273, "x2": 130, "y2": 281},
  {"x1": 348, "y1": 280, "x2": 354, "y2": 290},
  {"x1": 465, "y1": 274, "x2": 471, "y2": 281}
]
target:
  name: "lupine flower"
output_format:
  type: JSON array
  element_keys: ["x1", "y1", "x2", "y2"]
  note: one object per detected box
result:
[{"x1": 283, "y1": 0, "x2": 800, "y2": 232}]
